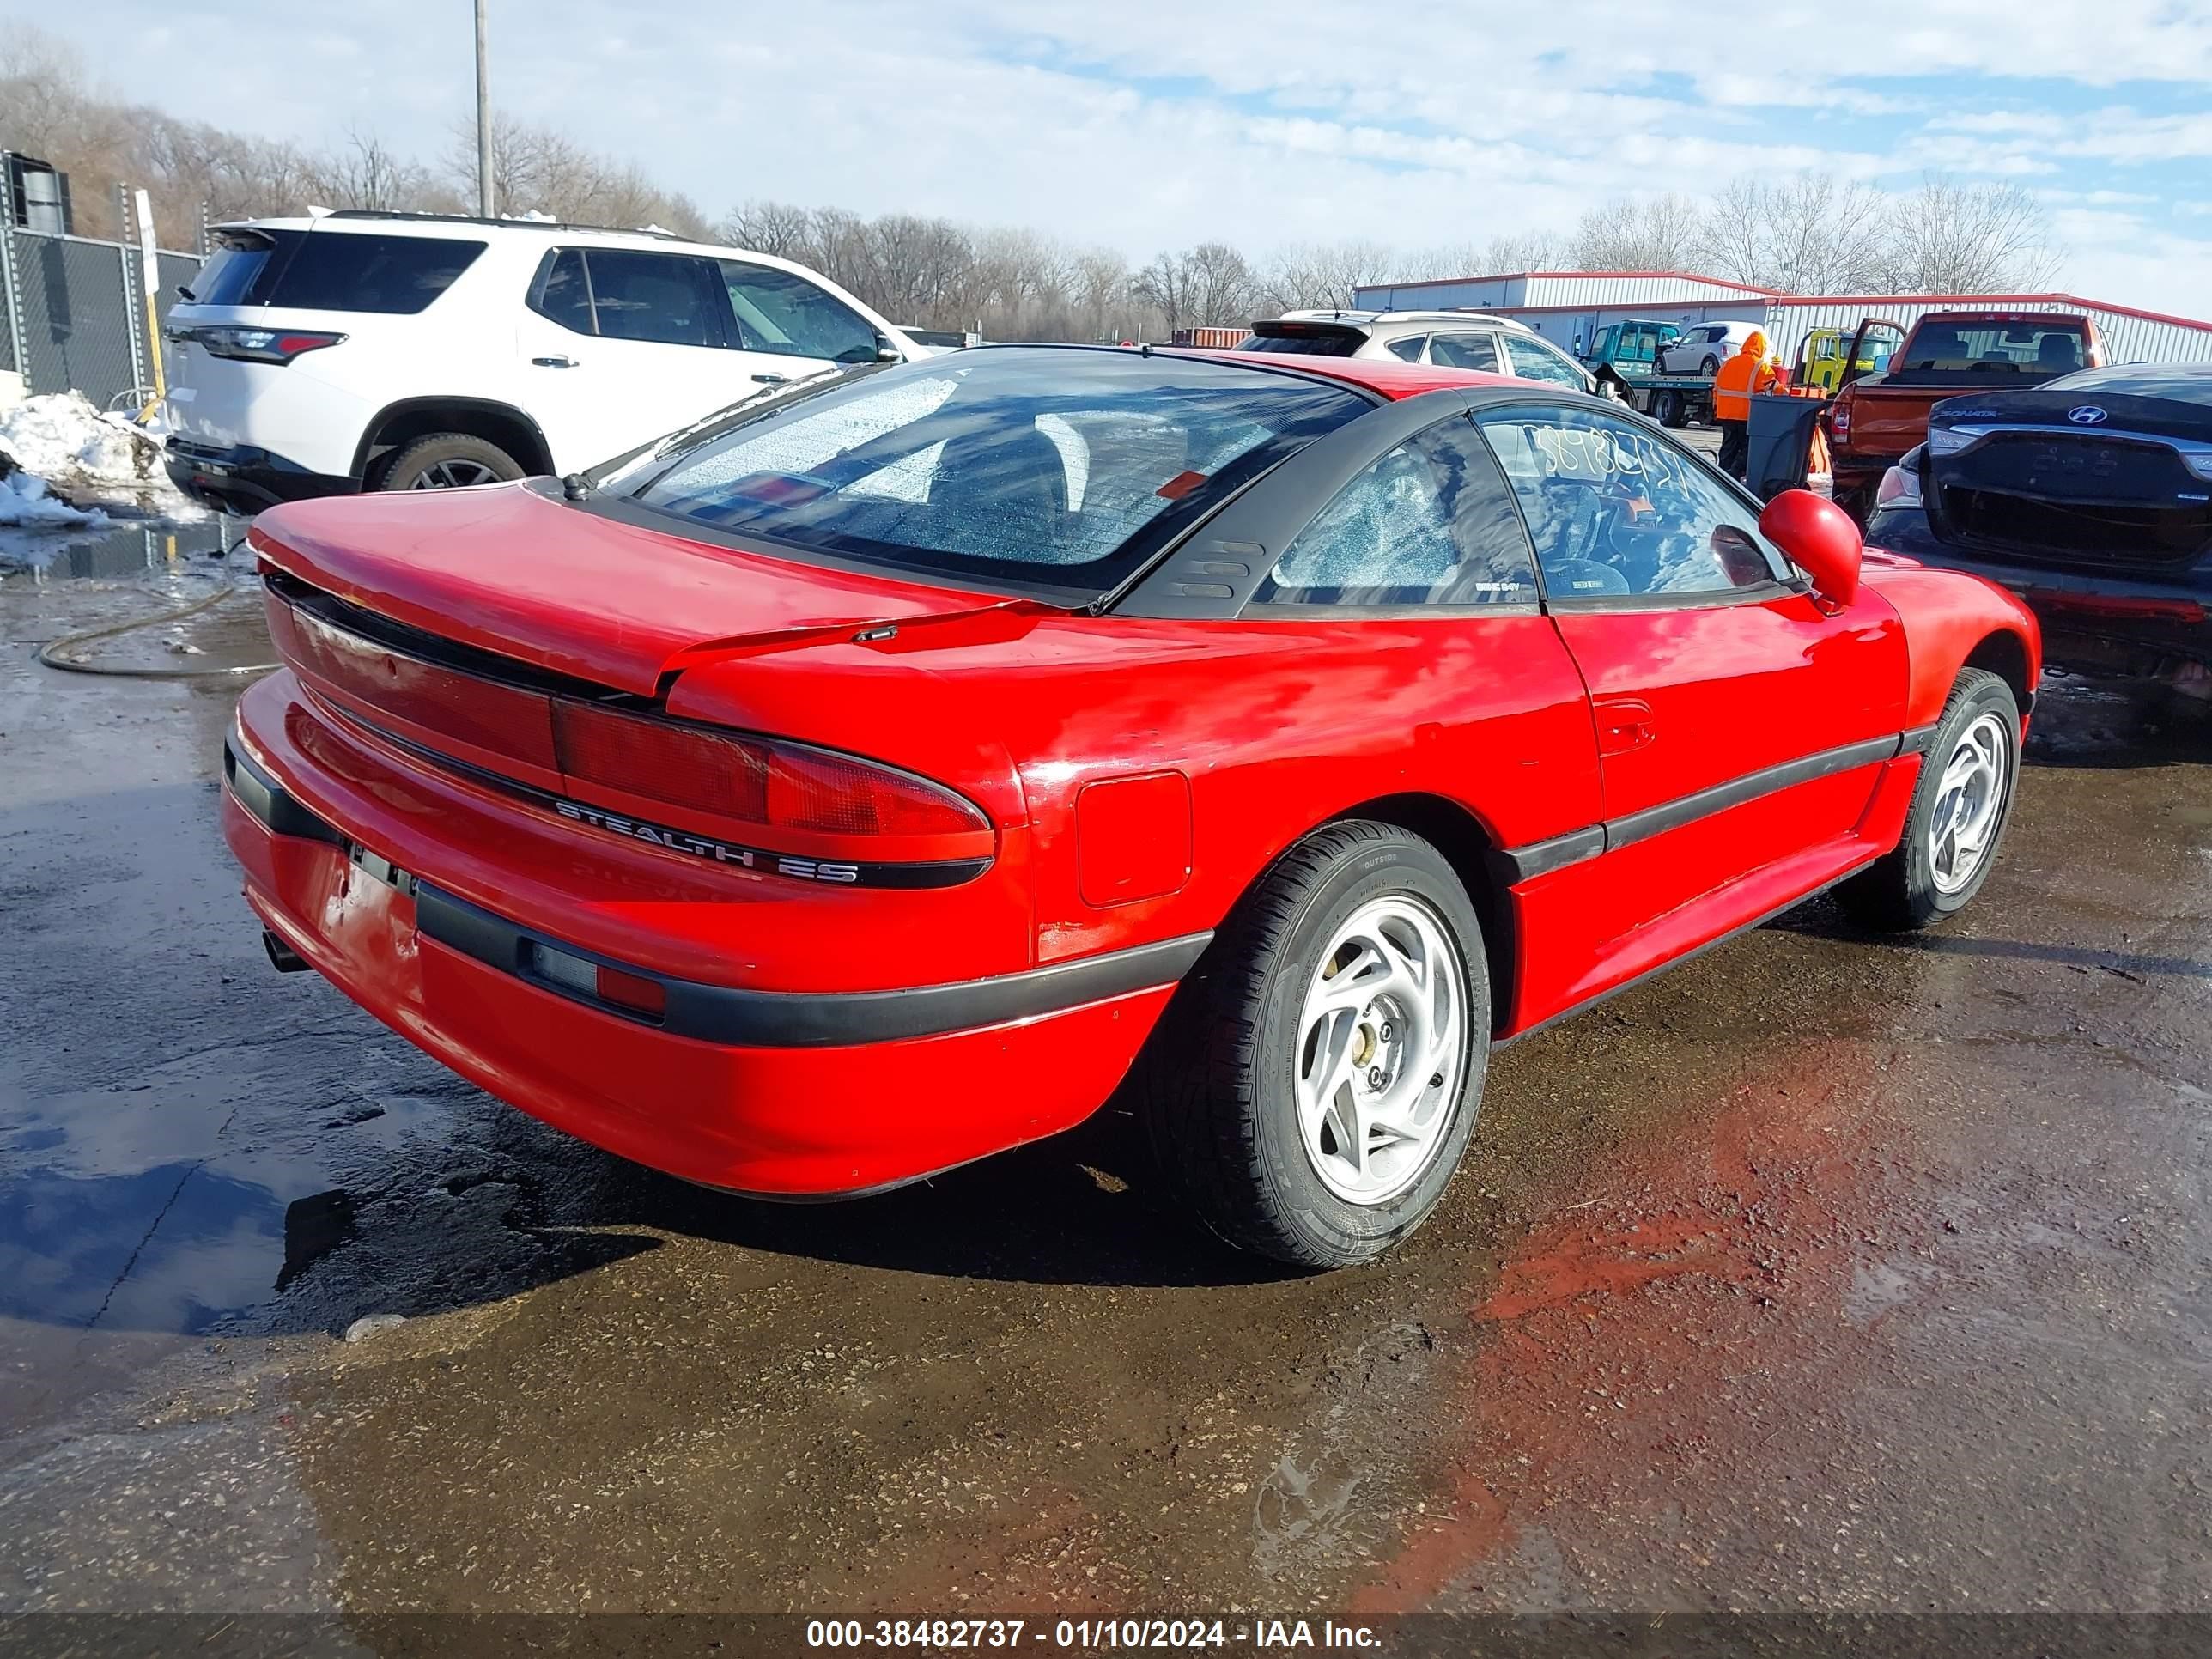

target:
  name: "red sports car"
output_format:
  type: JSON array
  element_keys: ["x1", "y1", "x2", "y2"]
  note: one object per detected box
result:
[{"x1": 224, "y1": 346, "x2": 2039, "y2": 1267}]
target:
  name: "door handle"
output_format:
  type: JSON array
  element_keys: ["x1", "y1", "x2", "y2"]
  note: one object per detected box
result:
[
  {"x1": 1595, "y1": 696, "x2": 1656, "y2": 756},
  {"x1": 531, "y1": 355, "x2": 579, "y2": 368}
]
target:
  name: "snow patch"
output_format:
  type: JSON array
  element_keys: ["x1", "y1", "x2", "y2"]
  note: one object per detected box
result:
[
  {"x1": 0, "y1": 390, "x2": 171, "y2": 493},
  {"x1": 0, "y1": 471, "x2": 106, "y2": 530}
]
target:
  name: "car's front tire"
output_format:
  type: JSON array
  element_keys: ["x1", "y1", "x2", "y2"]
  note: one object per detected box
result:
[
  {"x1": 1837, "y1": 667, "x2": 2022, "y2": 931},
  {"x1": 378, "y1": 433, "x2": 526, "y2": 492},
  {"x1": 1142, "y1": 822, "x2": 1489, "y2": 1269},
  {"x1": 1700, "y1": 354, "x2": 1720, "y2": 374}
]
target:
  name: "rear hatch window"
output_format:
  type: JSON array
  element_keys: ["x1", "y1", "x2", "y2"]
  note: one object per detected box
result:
[
  {"x1": 185, "y1": 228, "x2": 484, "y2": 314},
  {"x1": 185, "y1": 228, "x2": 300, "y2": 306},
  {"x1": 1237, "y1": 321, "x2": 1366, "y2": 356},
  {"x1": 612, "y1": 348, "x2": 1369, "y2": 597},
  {"x1": 1887, "y1": 320, "x2": 2091, "y2": 385}
]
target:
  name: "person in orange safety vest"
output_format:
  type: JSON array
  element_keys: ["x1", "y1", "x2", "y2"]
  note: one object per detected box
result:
[{"x1": 1711, "y1": 328, "x2": 1777, "y2": 480}]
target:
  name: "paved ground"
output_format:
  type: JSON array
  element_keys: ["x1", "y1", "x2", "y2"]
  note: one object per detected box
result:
[{"x1": 2, "y1": 527, "x2": 2209, "y2": 1628}]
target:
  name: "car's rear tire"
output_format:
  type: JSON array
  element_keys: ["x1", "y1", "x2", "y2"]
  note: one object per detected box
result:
[
  {"x1": 1140, "y1": 821, "x2": 1489, "y2": 1269},
  {"x1": 1837, "y1": 668, "x2": 2021, "y2": 931},
  {"x1": 378, "y1": 433, "x2": 526, "y2": 492},
  {"x1": 1700, "y1": 354, "x2": 1720, "y2": 374}
]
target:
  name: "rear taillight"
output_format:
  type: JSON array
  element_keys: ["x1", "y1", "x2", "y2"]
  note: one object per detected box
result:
[
  {"x1": 550, "y1": 699, "x2": 993, "y2": 863},
  {"x1": 192, "y1": 326, "x2": 344, "y2": 364},
  {"x1": 1830, "y1": 399, "x2": 1851, "y2": 444},
  {"x1": 529, "y1": 941, "x2": 668, "y2": 1021}
]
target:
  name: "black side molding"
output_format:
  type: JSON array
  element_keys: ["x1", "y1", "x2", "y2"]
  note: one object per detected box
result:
[
  {"x1": 1606, "y1": 734, "x2": 1903, "y2": 854},
  {"x1": 224, "y1": 740, "x2": 341, "y2": 845},
  {"x1": 414, "y1": 884, "x2": 1210, "y2": 1048},
  {"x1": 1488, "y1": 824, "x2": 1606, "y2": 884},
  {"x1": 1492, "y1": 730, "x2": 1918, "y2": 883}
]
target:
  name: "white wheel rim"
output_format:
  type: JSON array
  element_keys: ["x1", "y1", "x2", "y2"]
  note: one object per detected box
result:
[
  {"x1": 1929, "y1": 711, "x2": 2012, "y2": 894},
  {"x1": 1293, "y1": 895, "x2": 1468, "y2": 1206}
]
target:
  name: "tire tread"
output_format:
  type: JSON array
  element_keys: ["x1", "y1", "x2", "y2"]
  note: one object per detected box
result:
[{"x1": 1141, "y1": 821, "x2": 1474, "y2": 1267}]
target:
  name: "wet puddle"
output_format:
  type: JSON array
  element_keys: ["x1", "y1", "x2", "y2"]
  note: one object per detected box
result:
[{"x1": 0, "y1": 506, "x2": 247, "y2": 580}]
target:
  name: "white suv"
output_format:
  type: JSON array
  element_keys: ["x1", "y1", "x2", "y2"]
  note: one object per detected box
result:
[
  {"x1": 161, "y1": 211, "x2": 925, "y2": 511},
  {"x1": 1236, "y1": 309, "x2": 1601, "y2": 394},
  {"x1": 1656, "y1": 320, "x2": 1759, "y2": 376}
]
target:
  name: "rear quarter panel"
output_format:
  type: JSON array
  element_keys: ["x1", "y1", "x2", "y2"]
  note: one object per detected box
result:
[{"x1": 669, "y1": 609, "x2": 1603, "y2": 969}]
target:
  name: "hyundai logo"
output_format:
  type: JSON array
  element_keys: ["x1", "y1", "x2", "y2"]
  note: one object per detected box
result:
[{"x1": 2066, "y1": 405, "x2": 2110, "y2": 426}]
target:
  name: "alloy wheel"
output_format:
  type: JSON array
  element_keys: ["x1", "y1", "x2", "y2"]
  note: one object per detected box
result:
[
  {"x1": 1293, "y1": 895, "x2": 1468, "y2": 1206},
  {"x1": 1929, "y1": 711, "x2": 2012, "y2": 894},
  {"x1": 408, "y1": 459, "x2": 502, "y2": 489}
]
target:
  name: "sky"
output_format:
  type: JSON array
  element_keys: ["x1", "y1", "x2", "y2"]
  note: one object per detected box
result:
[{"x1": 27, "y1": 0, "x2": 2212, "y2": 316}]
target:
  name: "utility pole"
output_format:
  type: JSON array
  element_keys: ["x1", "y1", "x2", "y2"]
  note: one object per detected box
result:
[{"x1": 473, "y1": 0, "x2": 495, "y2": 217}]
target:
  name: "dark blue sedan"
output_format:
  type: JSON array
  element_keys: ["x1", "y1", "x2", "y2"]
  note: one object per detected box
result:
[{"x1": 1865, "y1": 362, "x2": 2212, "y2": 686}]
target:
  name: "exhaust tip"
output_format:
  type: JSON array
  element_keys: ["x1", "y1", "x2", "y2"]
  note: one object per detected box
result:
[{"x1": 263, "y1": 928, "x2": 309, "y2": 973}]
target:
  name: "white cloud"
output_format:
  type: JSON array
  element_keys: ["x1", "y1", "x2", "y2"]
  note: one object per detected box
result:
[
  {"x1": 1934, "y1": 106, "x2": 2212, "y2": 161},
  {"x1": 49, "y1": 0, "x2": 2212, "y2": 315}
]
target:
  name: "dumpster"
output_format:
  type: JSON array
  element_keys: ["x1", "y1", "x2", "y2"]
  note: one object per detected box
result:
[{"x1": 1745, "y1": 392, "x2": 1829, "y2": 501}]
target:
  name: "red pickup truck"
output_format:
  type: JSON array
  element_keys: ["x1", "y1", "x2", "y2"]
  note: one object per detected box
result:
[{"x1": 1830, "y1": 310, "x2": 2106, "y2": 519}]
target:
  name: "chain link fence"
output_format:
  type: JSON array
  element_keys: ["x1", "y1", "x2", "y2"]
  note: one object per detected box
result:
[{"x1": 0, "y1": 163, "x2": 203, "y2": 412}]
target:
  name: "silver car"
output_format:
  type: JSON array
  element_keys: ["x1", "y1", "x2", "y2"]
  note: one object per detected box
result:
[{"x1": 1237, "y1": 309, "x2": 1601, "y2": 395}]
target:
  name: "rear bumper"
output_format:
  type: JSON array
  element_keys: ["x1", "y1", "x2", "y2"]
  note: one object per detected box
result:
[
  {"x1": 166, "y1": 438, "x2": 353, "y2": 515},
  {"x1": 1865, "y1": 507, "x2": 2211, "y2": 671},
  {"x1": 222, "y1": 732, "x2": 1194, "y2": 1196}
]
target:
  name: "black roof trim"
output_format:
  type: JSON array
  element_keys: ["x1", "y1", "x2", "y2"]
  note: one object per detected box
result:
[{"x1": 313, "y1": 210, "x2": 686, "y2": 240}]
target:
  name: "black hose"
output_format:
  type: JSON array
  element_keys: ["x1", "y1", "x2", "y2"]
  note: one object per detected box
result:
[{"x1": 34, "y1": 583, "x2": 277, "y2": 680}]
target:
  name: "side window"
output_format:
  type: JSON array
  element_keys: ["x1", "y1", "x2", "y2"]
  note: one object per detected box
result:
[
  {"x1": 1428, "y1": 333, "x2": 1499, "y2": 372},
  {"x1": 1473, "y1": 404, "x2": 1786, "y2": 603},
  {"x1": 1254, "y1": 417, "x2": 1537, "y2": 609},
  {"x1": 530, "y1": 248, "x2": 594, "y2": 334},
  {"x1": 583, "y1": 251, "x2": 728, "y2": 348},
  {"x1": 1504, "y1": 337, "x2": 1586, "y2": 388},
  {"x1": 719, "y1": 261, "x2": 879, "y2": 363},
  {"x1": 1386, "y1": 334, "x2": 1427, "y2": 362},
  {"x1": 263, "y1": 234, "x2": 485, "y2": 314}
]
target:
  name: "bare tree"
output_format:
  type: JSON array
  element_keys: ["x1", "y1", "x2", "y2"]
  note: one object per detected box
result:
[
  {"x1": 1073, "y1": 247, "x2": 1135, "y2": 342},
  {"x1": 1461, "y1": 230, "x2": 1568, "y2": 274},
  {"x1": 1130, "y1": 251, "x2": 1194, "y2": 335},
  {"x1": 1696, "y1": 171, "x2": 1889, "y2": 293},
  {"x1": 301, "y1": 126, "x2": 440, "y2": 213},
  {"x1": 1571, "y1": 192, "x2": 1703, "y2": 270},
  {"x1": 1132, "y1": 243, "x2": 1259, "y2": 333},
  {"x1": 1263, "y1": 240, "x2": 1400, "y2": 313},
  {"x1": 723, "y1": 199, "x2": 817, "y2": 260},
  {"x1": 1876, "y1": 175, "x2": 2062, "y2": 293}
]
